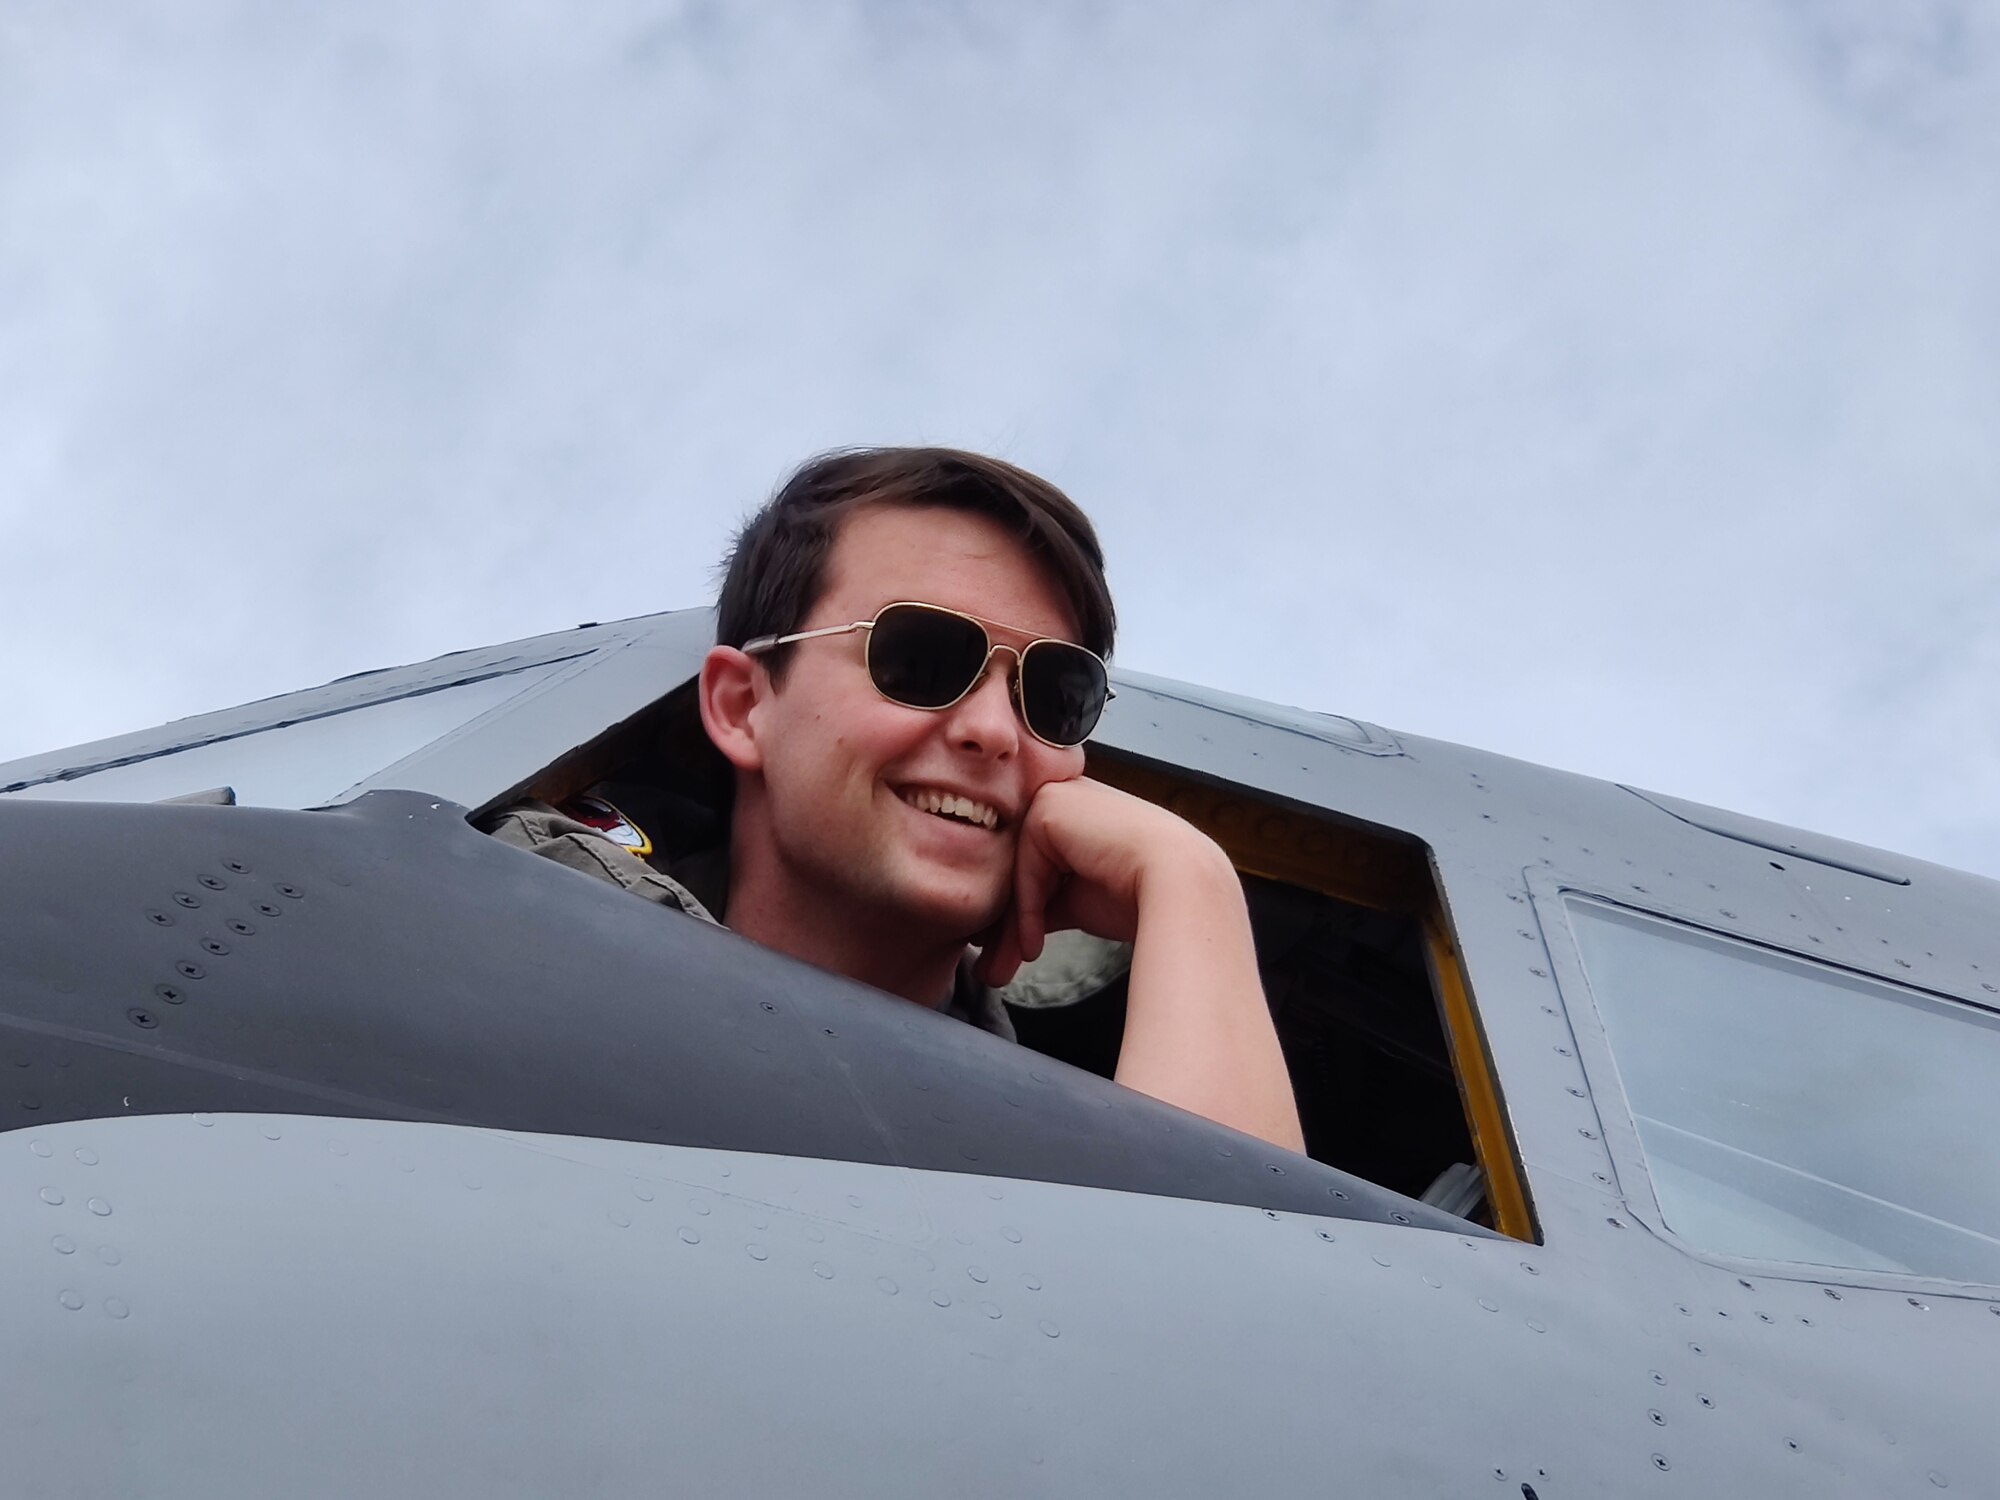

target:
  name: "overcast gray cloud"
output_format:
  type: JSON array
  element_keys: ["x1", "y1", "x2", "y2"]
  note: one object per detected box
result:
[{"x1": 3, "y1": 0, "x2": 1997, "y2": 876}]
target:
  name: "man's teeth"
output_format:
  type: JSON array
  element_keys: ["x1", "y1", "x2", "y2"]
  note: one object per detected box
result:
[{"x1": 903, "y1": 788, "x2": 999, "y2": 830}]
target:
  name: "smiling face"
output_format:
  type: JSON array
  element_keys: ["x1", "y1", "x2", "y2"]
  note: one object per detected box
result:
[{"x1": 735, "y1": 503, "x2": 1088, "y2": 946}]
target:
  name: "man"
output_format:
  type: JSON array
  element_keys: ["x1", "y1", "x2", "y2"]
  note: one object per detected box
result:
[{"x1": 493, "y1": 448, "x2": 1302, "y2": 1152}]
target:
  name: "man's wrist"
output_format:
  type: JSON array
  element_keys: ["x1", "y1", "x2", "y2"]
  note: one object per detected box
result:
[{"x1": 1134, "y1": 831, "x2": 1242, "y2": 912}]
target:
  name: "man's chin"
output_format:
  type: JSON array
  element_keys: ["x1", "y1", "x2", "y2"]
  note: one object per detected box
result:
[{"x1": 888, "y1": 877, "x2": 1009, "y2": 946}]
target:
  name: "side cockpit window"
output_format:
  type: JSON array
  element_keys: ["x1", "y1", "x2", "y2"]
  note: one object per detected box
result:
[
  {"x1": 3, "y1": 661, "x2": 579, "y2": 810},
  {"x1": 1566, "y1": 896, "x2": 2000, "y2": 1284}
]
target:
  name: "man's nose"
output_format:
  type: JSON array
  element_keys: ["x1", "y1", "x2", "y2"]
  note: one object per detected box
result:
[{"x1": 942, "y1": 650, "x2": 1022, "y2": 757}]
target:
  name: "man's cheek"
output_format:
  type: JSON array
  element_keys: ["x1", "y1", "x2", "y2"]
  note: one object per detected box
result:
[{"x1": 1024, "y1": 757, "x2": 1087, "y2": 807}]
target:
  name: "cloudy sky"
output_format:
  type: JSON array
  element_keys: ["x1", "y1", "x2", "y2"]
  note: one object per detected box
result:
[{"x1": 3, "y1": 1, "x2": 1996, "y2": 877}]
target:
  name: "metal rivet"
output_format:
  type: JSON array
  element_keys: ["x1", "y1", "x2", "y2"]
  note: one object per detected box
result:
[
  {"x1": 224, "y1": 859, "x2": 251, "y2": 874},
  {"x1": 173, "y1": 892, "x2": 201, "y2": 909},
  {"x1": 276, "y1": 884, "x2": 303, "y2": 900},
  {"x1": 128, "y1": 1008, "x2": 158, "y2": 1030},
  {"x1": 175, "y1": 961, "x2": 205, "y2": 980},
  {"x1": 145, "y1": 910, "x2": 174, "y2": 927},
  {"x1": 198, "y1": 874, "x2": 226, "y2": 891},
  {"x1": 1651, "y1": 1454, "x2": 1670, "y2": 1471},
  {"x1": 153, "y1": 983, "x2": 184, "y2": 1005},
  {"x1": 201, "y1": 939, "x2": 229, "y2": 956}
]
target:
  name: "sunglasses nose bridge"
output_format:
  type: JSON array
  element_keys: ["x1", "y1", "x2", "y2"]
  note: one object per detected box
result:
[
  {"x1": 964, "y1": 639, "x2": 1023, "y2": 701},
  {"x1": 946, "y1": 639, "x2": 1032, "y2": 739}
]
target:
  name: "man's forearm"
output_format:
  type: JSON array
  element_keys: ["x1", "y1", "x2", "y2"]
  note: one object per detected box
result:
[{"x1": 1113, "y1": 845, "x2": 1306, "y2": 1153}]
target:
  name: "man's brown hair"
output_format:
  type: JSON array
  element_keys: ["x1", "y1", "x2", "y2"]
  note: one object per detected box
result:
[{"x1": 716, "y1": 447, "x2": 1115, "y2": 678}]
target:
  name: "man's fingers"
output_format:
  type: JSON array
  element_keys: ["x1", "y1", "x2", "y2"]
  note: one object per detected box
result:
[
  {"x1": 1012, "y1": 835, "x2": 1062, "y2": 966},
  {"x1": 976, "y1": 920, "x2": 1023, "y2": 988}
]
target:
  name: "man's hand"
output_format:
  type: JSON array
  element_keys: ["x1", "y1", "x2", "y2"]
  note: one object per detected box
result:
[
  {"x1": 977, "y1": 777, "x2": 1306, "y2": 1153},
  {"x1": 974, "y1": 777, "x2": 1184, "y2": 988}
]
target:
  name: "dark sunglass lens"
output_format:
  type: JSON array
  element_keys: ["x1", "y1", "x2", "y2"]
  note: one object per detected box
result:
[
  {"x1": 1019, "y1": 642, "x2": 1107, "y2": 746},
  {"x1": 868, "y1": 605, "x2": 990, "y2": 709}
]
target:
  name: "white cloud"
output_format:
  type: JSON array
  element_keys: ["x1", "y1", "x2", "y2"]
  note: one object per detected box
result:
[{"x1": 1, "y1": 0, "x2": 1995, "y2": 875}]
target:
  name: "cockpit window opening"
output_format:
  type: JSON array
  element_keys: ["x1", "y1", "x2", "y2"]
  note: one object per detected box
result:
[
  {"x1": 504, "y1": 700, "x2": 1535, "y2": 1239},
  {"x1": 1081, "y1": 752, "x2": 1536, "y2": 1242}
]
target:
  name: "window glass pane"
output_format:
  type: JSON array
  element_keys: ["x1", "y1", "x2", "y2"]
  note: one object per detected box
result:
[
  {"x1": 1566, "y1": 896, "x2": 2000, "y2": 1283},
  {"x1": 5, "y1": 665, "x2": 565, "y2": 810}
]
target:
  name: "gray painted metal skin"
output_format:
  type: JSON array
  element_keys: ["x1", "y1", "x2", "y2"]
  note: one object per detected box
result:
[{"x1": 3, "y1": 608, "x2": 1997, "y2": 1497}]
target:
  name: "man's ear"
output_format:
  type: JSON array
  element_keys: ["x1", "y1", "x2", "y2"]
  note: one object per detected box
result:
[{"x1": 699, "y1": 645, "x2": 767, "y2": 773}]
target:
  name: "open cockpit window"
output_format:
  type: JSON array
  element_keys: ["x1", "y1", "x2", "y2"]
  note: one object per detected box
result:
[
  {"x1": 1077, "y1": 756, "x2": 1533, "y2": 1239},
  {"x1": 512, "y1": 698, "x2": 1536, "y2": 1241},
  {"x1": 1565, "y1": 896, "x2": 2000, "y2": 1284}
]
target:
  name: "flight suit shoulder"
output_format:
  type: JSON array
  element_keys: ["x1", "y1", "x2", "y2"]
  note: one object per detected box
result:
[{"x1": 482, "y1": 799, "x2": 721, "y2": 925}]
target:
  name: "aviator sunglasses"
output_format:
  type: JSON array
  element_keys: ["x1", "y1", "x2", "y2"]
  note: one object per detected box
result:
[{"x1": 742, "y1": 601, "x2": 1112, "y2": 749}]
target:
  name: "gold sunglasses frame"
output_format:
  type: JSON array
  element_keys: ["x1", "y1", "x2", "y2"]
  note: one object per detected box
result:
[{"x1": 741, "y1": 600, "x2": 1113, "y2": 749}]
